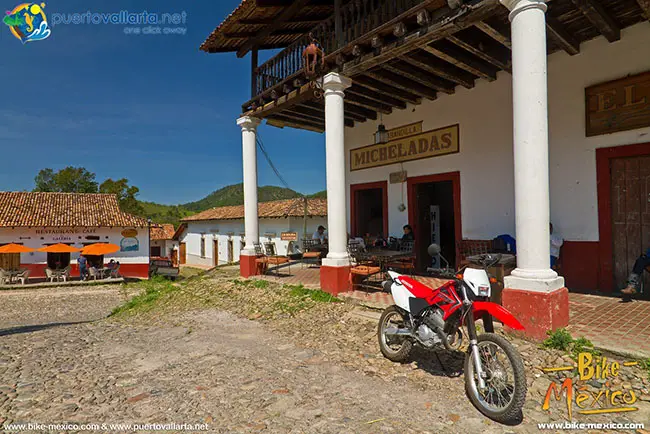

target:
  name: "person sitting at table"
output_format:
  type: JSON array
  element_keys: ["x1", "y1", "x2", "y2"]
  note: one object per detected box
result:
[
  {"x1": 401, "y1": 225, "x2": 414, "y2": 242},
  {"x1": 312, "y1": 226, "x2": 327, "y2": 244},
  {"x1": 106, "y1": 259, "x2": 116, "y2": 270}
]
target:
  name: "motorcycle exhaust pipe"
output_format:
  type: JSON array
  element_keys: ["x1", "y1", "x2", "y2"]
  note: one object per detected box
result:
[{"x1": 383, "y1": 327, "x2": 413, "y2": 337}]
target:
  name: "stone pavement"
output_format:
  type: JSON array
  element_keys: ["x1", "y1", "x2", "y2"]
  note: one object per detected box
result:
[{"x1": 1, "y1": 277, "x2": 649, "y2": 433}]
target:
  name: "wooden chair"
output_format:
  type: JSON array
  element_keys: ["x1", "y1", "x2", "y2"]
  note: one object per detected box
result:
[
  {"x1": 301, "y1": 238, "x2": 322, "y2": 268},
  {"x1": 458, "y1": 239, "x2": 492, "y2": 267},
  {"x1": 253, "y1": 242, "x2": 268, "y2": 275},
  {"x1": 264, "y1": 242, "x2": 291, "y2": 277},
  {"x1": 0, "y1": 268, "x2": 8, "y2": 285},
  {"x1": 348, "y1": 242, "x2": 382, "y2": 291}
]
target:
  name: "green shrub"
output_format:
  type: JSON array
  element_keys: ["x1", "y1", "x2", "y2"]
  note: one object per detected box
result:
[{"x1": 543, "y1": 328, "x2": 574, "y2": 351}]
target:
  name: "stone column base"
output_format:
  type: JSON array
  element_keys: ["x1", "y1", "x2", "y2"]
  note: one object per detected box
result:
[
  {"x1": 320, "y1": 265, "x2": 351, "y2": 295},
  {"x1": 501, "y1": 286, "x2": 569, "y2": 341},
  {"x1": 240, "y1": 254, "x2": 259, "y2": 278}
]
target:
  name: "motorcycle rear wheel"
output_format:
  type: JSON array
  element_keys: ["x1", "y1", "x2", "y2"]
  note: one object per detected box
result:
[
  {"x1": 464, "y1": 333, "x2": 527, "y2": 424},
  {"x1": 377, "y1": 305, "x2": 412, "y2": 363}
]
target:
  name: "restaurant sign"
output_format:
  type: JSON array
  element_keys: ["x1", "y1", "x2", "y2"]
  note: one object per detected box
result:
[
  {"x1": 350, "y1": 124, "x2": 459, "y2": 171},
  {"x1": 586, "y1": 70, "x2": 650, "y2": 137},
  {"x1": 281, "y1": 232, "x2": 298, "y2": 241}
]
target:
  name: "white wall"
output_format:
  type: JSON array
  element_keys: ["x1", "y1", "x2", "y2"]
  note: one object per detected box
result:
[
  {"x1": 345, "y1": 23, "x2": 650, "y2": 242},
  {"x1": 0, "y1": 227, "x2": 149, "y2": 265},
  {"x1": 150, "y1": 239, "x2": 178, "y2": 258},
  {"x1": 180, "y1": 216, "x2": 328, "y2": 266}
]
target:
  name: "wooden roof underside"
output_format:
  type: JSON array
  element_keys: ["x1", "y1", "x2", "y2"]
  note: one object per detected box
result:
[
  {"x1": 200, "y1": 0, "x2": 354, "y2": 56},
  {"x1": 241, "y1": 0, "x2": 649, "y2": 132}
]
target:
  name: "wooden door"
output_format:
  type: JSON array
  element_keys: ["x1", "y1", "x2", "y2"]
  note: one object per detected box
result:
[
  {"x1": 611, "y1": 156, "x2": 650, "y2": 293},
  {"x1": 0, "y1": 253, "x2": 19, "y2": 270},
  {"x1": 213, "y1": 240, "x2": 219, "y2": 266},
  {"x1": 179, "y1": 243, "x2": 186, "y2": 265},
  {"x1": 228, "y1": 240, "x2": 234, "y2": 263}
]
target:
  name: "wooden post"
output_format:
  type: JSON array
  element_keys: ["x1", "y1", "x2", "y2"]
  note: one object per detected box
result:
[
  {"x1": 251, "y1": 47, "x2": 259, "y2": 98},
  {"x1": 335, "y1": 0, "x2": 343, "y2": 49}
]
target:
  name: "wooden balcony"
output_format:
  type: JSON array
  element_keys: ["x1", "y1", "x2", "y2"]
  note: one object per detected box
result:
[{"x1": 201, "y1": 0, "x2": 649, "y2": 132}]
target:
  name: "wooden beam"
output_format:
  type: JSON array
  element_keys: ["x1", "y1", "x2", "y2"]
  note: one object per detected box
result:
[
  {"x1": 636, "y1": 0, "x2": 650, "y2": 20},
  {"x1": 225, "y1": 29, "x2": 311, "y2": 39},
  {"x1": 571, "y1": 0, "x2": 620, "y2": 42},
  {"x1": 402, "y1": 51, "x2": 475, "y2": 89},
  {"x1": 251, "y1": 48, "x2": 259, "y2": 98},
  {"x1": 345, "y1": 92, "x2": 393, "y2": 114},
  {"x1": 238, "y1": 18, "x2": 327, "y2": 26},
  {"x1": 382, "y1": 62, "x2": 456, "y2": 94},
  {"x1": 237, "y1": 0, "x2": 311, "y2": 57},
  {"x1": 266, "y1": 115, "x2": 324, "y2": 133},
  {"x1": 366, "y1": 70, "x2": 438, "y2": 101},
  {"x1": 545, "y1": 16, "x2": 580, "y2": 55},
  {"x1": 474, "y1": 21, "x2": 511, "y2": 49},
  {"x1": 446, "y1": 34, "x2": 511, "y2": 72},
  {"x1": 342, "y1": 0, "x2": 501, "y2": 77},
  {"x1": 286, "y1": 107, "x2": 357, "y2": 127},
  {"x1": 256, "y1": 0, "x2": 333, "y2": 6},
  {"x1": 400, "y1": 50, "x2": 476, "y2": 89},
  {"x1": 422, "y1": 40, "x2": 498, "y2": 82},
  {"x1": 274, "y1": 111, "x2": 325, "y2": 129},
  {"x1": 346, "y1": 87, "x2": 407, "y2": 110},
  {"x1": 303, "y1": 100, "x2": 367, "y2": 122},
  {"x1": 244, "y1": 81, "x2": 317, "y2": 118},
  {"x1": 353, "y1": 76, "x2": 422, "y2": 105},
  {"x1": 344, "y1": 102, "x2": 377, "y2": 121}
]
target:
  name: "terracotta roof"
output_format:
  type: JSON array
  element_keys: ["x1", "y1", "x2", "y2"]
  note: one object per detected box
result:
[
  {"x1": 150, "y1": 224, "x2": 176, "y2": 240},
  {"x1": 0, "y1": 192, "x2": 149, "y2": 228},
  {"x1": 182, "y1": 198, "x2": 327, "y2": 222}
]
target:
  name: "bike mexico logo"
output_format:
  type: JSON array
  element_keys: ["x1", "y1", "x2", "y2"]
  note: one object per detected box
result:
[
  {"x1": 541, "y1": 352, "x2": 644, "y2": 419},
  {"x1": 3, "y1": 2, "x2": 51, "y2": 44}
]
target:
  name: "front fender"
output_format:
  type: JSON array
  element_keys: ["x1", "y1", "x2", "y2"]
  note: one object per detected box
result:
[{"x1": 473, "y1": 301, "x2": 524, "y2": 330}]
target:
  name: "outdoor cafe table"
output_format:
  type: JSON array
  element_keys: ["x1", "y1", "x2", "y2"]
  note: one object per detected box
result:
[{"x1": 363, "y1": 248, "x2": 412, "y2": 271}]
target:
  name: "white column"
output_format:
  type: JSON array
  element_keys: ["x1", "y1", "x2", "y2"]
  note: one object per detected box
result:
[
  {"x1": 322, "y1": 72, "x2": 352, "y2": 266},
  {"x1": 500, "y1": 0, "x2": 563, "y2": 291},
  {"x1": 237, "y1": 116, "x2": 261, "y2": 255}
]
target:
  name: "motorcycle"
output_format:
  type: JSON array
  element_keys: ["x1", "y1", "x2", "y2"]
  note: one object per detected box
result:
[{"x1": 377, "y1": 244, "x2": 527, "y2": 423}]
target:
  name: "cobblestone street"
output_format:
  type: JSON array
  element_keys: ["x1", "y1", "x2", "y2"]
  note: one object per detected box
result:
[{"x1": 1, "y1": 276, "x2": 649, "y2": 433}]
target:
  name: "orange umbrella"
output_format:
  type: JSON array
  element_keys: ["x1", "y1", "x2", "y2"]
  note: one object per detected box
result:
[
  {"x1": 81, "y1": 243, "x2": 120, "y2": 255},
  {"x1": 37, "y1": 243, "x2": 80, "y2": 253},
  {"x1": 0, "y1": 243, "x2": 35, "y2": 253}
]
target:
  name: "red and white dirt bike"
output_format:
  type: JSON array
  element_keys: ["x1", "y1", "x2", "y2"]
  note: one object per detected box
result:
[{"x1": 378, "y1": 244, "x2": 527, "y2": 424}]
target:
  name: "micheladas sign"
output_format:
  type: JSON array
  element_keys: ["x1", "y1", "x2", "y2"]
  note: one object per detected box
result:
[{"x1": 350, "y1": 123, "x2": 459, "y2": 171}]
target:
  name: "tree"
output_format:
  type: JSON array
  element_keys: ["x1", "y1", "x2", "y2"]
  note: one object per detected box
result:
[
  {"x1": 99, "y1": 178, "x2": 144, "y2": 216},
  {"x1": 33, "y1": 167, "x2": 98, "y2": 193}
]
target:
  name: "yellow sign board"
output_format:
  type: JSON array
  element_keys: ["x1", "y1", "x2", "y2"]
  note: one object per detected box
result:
[
  {"x1": 350, "y1": 124, "x2": 459, "y2": 171},
  {"x1": 387, "y1": 121, "x2": 422, "y2": 141}
]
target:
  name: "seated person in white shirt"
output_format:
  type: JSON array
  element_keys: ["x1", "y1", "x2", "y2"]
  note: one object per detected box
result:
[
  {"x1": 312, "y1": 226, "x2": 327, "y2": 244},
  {"x1": 550, "y1": 223, "x2": 563, "y2": 270}
]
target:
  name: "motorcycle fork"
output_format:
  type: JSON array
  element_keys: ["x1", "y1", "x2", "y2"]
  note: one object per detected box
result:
[{"x1": 465, "y1": 307, "x2": 487, "y2": 391}]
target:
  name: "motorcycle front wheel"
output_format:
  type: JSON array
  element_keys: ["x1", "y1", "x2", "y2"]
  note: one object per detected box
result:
[
  {"x1": 377, "y1": 305, "x2": 412, "y2": 363},
  {"x1": 464, "y1": 333, "x2": 527, "y2": 424}
]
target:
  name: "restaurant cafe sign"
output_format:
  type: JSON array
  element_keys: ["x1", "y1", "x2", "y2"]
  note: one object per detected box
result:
[{"x1": 350, "y1": 122, "x2": 460, "y2": 171}]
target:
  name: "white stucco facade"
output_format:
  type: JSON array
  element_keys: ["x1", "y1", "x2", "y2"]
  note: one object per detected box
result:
[
  {"x1": 179, "y1": 217, "x2": 328, "y2": 267},
  {"x1": 344, "y1": 22, "x2": 650, "y2": 243},
  {"x1": 150, "y1": 239, "x2": 178, "y2": 259}
]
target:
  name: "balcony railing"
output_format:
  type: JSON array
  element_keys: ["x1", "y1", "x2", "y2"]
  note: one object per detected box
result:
[{"x1": 249, "y1": 0, "x2": 426, "y2": 107}]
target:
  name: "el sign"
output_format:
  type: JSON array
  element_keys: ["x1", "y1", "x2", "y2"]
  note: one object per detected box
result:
[{"x1": 350, "y1": 124, "x2": 459, "y2": 171}]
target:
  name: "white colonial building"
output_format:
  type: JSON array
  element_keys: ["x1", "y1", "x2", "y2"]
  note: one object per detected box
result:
[{"x1": 176, "y1": 198, "x2": 328, "y2": 268}]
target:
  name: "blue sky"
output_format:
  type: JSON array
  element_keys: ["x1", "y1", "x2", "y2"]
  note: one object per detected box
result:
[{"x1": 0, "y1": 0, "x2": 326, "y2": 204}]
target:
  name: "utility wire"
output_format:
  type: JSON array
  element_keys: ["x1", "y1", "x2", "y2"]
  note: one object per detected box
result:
[{"x1": 256, "y1": 134, "x2": 295, "y2": 193}]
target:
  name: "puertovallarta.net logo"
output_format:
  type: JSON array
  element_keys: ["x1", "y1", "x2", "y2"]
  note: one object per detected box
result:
[{"x1": 3, "y1": 2, "x2": 51, "y2": 44}]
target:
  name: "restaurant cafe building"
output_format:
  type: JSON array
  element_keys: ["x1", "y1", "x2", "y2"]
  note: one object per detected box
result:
[
  {"x1": 202, "y1": 0, "x2": 650, "y2": 338},
  {"x1": 0, "y1": 192, "x2": 151, "y2": 278}
]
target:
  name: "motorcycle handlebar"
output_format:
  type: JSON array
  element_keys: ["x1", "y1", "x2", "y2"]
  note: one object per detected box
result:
[{"x1": 426, "y1": 267, "x2": 457, "y2": 279}]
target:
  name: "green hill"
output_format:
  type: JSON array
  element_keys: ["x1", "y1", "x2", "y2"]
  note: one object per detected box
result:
[
  {"x1": 182, "y1": 183, "x2": 301, "y2": 212},
  {"x1": 137, "y1": 183, "x2": 305, "y2": 226}
]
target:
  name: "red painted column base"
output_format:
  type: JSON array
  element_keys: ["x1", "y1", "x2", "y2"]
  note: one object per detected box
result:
[
  {"x1": 501, "y1": 286, "x2": 569, "y2": 341},
  {"x1": 240, "y1": 254, "x2": 259, "y2": 278},
  {"x1": 320, "y1": 265, "x2": 351, "y2": 296}
]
